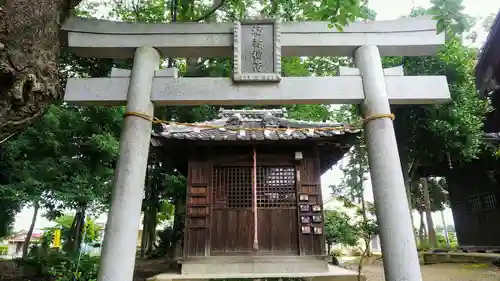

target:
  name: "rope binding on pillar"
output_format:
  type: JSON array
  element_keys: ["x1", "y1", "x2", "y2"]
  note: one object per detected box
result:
[
  {"x1": 124, "y1": 112, "x2": 162, "y2": 123},
  {"x1": 361, "y1": 113, "x2": 395, "y2": 124},
  {"x1": 123, "y1": 111, "x2": 395, "y2": 131}
]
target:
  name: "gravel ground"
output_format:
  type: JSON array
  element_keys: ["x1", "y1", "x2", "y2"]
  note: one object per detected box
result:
[{"x1": 356, "y1": 264, "x2": 499, "y2": 281}]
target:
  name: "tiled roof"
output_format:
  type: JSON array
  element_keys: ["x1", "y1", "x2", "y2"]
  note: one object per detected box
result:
[{"x1": 153, "y1": 108, "x2": 360, "y2": 141}]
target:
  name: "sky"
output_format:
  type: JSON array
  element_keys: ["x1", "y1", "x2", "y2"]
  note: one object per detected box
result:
[{"x1": 12, "y1": 0, "x2": 500, "y2": 232}]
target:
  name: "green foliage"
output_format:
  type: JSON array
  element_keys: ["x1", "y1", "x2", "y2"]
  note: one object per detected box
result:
[
  {"x1": 436, "y1": 231, "x2": 458, "y2": 249},
  {"x1": 324, "y1": 210, "x2": 360, "y2": 247},
  {"x1": 44, "y1": 215, "x2": 103, "y2": 246},
  {"x1": 0, "y1": 195, "x2": 19, "y2": 238},
  {"x1": 384, "y1": 3, "x2": 490, "y2": 170},
  {"x1": 427, "y1": 0, "x2": 474, "y2": 36},
  {"x1": 157, "y1": 201, "x2": 175, "y2": 224},
  {"x1": 355, "y1": 218, "x2": 378, "y2": 242},
  {"x1": 332, "y1": 105, "x2": 369, "y2": 203},
  {"x1": 331, "y1": 3, "x2": 491, "y2": 221},
  {"x1": 412, "y1": 178, "x2": 449, "y2": 212},
  {"x1": 1, "y1": 104, "x2": 123, "y2": 220},
  {"x1": 383, "y1": 40, "x2": 489, "y2": 167},
  {"x1": 48, "y1": 254, "x2": 99, "y2": 281},
  {"x1": 0, "y1": 245, "x2": 7, "y2": 255},
  {"x1": 0, "y1": 0, "x2": 385, "y2": 265},
  {"x1": 19, "y1": 250, "x2": 99, "y2": 281},
  {"x1": 155, "y1": 225, "x2": 174, "y2": 256},
  {"x1": 0, "y1": 1, "x2": 124, "y2": 234}
]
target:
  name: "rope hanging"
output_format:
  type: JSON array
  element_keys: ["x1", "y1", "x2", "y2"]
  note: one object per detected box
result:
[
  {"x1": 123, "y1": 111, "x2": 396, "y2": 132},
  {"x1": 252, "y1": 147, "x2": 258, "y2": 251}
]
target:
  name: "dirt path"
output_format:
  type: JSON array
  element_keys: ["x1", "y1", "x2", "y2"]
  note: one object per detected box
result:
[{"x1": 357, "y1": 264, "x2": 499, "y2": 281}]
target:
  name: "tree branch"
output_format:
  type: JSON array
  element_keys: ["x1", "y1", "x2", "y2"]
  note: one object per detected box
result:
[
  {"x1": 409, "y1": 158, "x2": 421, "y2": 181},
  {"x1": 191, "y1": 0, "x2": 227, "y2": 22}
]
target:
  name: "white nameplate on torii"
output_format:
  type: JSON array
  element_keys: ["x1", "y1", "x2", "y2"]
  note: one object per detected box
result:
[{"x1": 64, "y1": 66, "x2": 450, "y2": 106}]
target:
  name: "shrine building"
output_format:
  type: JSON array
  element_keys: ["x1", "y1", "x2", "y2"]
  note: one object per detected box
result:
[{"x1": 150, "y1": 108, "x2": 359, "y2": 275}]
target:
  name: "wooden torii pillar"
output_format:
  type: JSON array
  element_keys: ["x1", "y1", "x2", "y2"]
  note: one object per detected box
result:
[{"x1": 62, "y1": 16, "x2": 450, "y2": 281}]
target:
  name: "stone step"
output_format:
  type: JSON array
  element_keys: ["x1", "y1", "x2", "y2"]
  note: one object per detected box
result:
[
  {"x1": 150, "y1": 264, "x2": 364, "y2": 281},
  {"x1": 181, "y1": 255, "x2": 329, "y2": 275}
]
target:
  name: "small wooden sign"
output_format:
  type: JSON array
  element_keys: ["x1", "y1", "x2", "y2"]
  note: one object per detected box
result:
[
  {"x1": 312, "y1": 215, "x2": 322, "y2": 222},
  {"x1": 300, "y1": 204, "x2": 310, "y2": 212},
  {"x1": 312, "y1": 204, "x2": 321, "y2": 212},
  {"x1": 301, "y1": 216, "x2": 311, "y2": 224},
  {"x1": 314, "y1": 227, "x2": 323, "y2": 235},
  {"x1": 301, "y1": 225, "x2": 311, "y2": 234},
  {"x1": 299, "y1": 194, "x2": 309, "y2": 201}
]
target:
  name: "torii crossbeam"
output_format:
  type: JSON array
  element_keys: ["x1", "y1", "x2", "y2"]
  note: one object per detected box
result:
[{"x1": 62, "y1": 16, "x2": 450, "y2": 281}]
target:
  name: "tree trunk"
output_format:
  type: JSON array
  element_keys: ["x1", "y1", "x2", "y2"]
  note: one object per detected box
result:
[
  {"x1": 398, "y1": 147, "x2": 413, "y2": 211},
  {"x1": 140, "y1": 166, "x2": 152, "y2": 259},
  {"x1": 440, "y1": 210, "x2": 450, "y2": 248},
  {"x1": 73, "y1": 203, "x2": 86, "y2": 254},
  {"x1": 144, "y1": 203, "x2": 156, "y2": 255},
  {"x1": 418, "y1": 210, "x2": 426, "y2": 246},
  {"x1": 146, "y1": 176, "x2": 158, "y2": 255},
  {"x1": 398, "y1": 147, "x2": 421, "y2": 250},
  {"x1": 421, "y1": 178, "x2": 437, "y2": 248},
  {"x1": 140, "y1": 210, "x2": 148, "y2": 259},
  {"x1": 0, "y1": 0, "x2": 81, "y2": 142},
  {"x1": 168, "y1": 197, "x2": 185, "y2": 259},
  {"x1": 359, "y1": 184, "x2": 371, "y2": 257},
  {"x1": 65, "y1": 202, "x2": 86, "y2": 254},
  {"x1": 22, "y1": 200, "x2": 39, "y2": 258},
  {"x1": 146, "y1": 204, "x2": 157, "y2": 255}
]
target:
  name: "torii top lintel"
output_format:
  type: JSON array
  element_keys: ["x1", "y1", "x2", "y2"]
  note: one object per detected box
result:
[{"x1": 61, "y1": 16, "x2": 444, "y2": 59}]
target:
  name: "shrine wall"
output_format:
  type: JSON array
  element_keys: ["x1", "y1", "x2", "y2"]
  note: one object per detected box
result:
[
  {"x1": 447, "y1": 162, "x2": 500, "y2": 248},
  {"x1": 183, "y1": 145, "x2": 326, "y2": 257}
]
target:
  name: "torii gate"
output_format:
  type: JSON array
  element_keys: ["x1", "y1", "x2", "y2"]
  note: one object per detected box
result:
[{"x1": 62, "y1": 16, "x2": 450, "y2": 281}]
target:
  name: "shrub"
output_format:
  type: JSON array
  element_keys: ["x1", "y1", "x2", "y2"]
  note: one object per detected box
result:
[
  {"x1": 351, "y1": 247, "x2": 364, "y2": 256},
  {"x1": 330, "y1": 248, "x2": 345, "y2": 257},
  {"x1": 17, "y1": 249, "x2": 99, "y2": 281},
  {"x1": 0, "y1": 245, "x2": 8, "y2": 255},
  {"x1": 417, "y1": 241, "x2": 431, "y2": 252},
  {"x1": 48, "y1": 254, "x2": 99, "y2": 281}
]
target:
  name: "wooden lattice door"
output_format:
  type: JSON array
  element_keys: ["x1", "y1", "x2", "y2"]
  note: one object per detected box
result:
[
  {"x1": 256, "y1": 166, "x2": 298, "y2": 254},
  {"x1": 210, "y1": 165, "x2": 298, "y2": 255},
  {"x1": 211, "y1": 167, "x2": 254, "y2": 253}
]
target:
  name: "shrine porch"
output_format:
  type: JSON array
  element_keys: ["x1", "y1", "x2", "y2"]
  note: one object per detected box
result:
[{"x1": 150, "y1": 264, "x2": 364, "y2": 281}]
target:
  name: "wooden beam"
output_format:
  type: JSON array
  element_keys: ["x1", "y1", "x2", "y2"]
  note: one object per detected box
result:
[{"x1": 64, "y1": 76, "x2": 450, "y2": 105}]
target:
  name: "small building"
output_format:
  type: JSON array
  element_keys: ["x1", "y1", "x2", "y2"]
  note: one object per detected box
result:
[
  {"x1": 151, "y1": 109, "x2": 358, "y2": 275},
  {"x1": 418, "y1": 132, "x2": 500, "y2": 251},
  {"x1": 442, "y1": 9, "x2": 500, "y2": 251},
  {"x1": 6, "y1": 230, "x2": 42, "y2": 258},
  {"x1": 476, "y1": 10, "x2": 500, "y2": 104}
]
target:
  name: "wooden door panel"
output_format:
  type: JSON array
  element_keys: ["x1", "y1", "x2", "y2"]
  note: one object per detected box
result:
[
  {"x1": 211, "y1": 209, "x2": 253, "y2": 253},
  {"x1": 210, "y1": 163, "x2": 299, "y2": 255},
  {"x1": 257, "y1": 209, "x2": 298, "y2": 253},
  {"x1": 256, "y1": 166, "x2": 298, "y2": 254}
]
